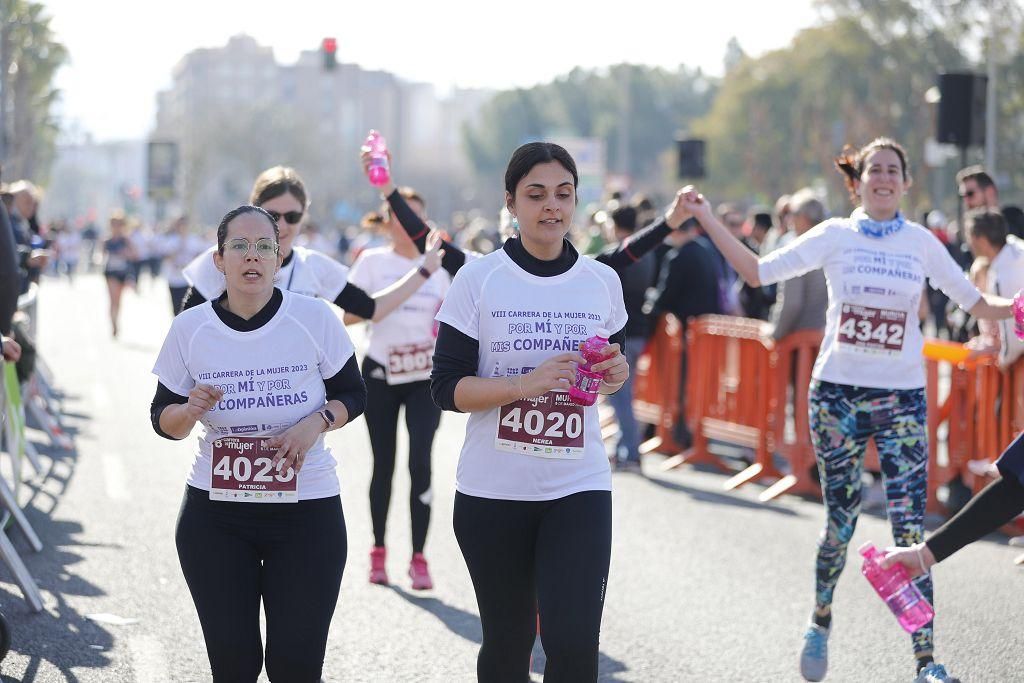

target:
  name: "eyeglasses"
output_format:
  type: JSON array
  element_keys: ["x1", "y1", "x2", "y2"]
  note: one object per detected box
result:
[
  {"x1": 223, "y1": 237, "x2": 279, "y2": 260},
  {"x1": 959, "y1": 189, "x2": 977, "y2": 199},
  {"x1": 265, "y1": 209, "x2": 304, "y2": 225}
]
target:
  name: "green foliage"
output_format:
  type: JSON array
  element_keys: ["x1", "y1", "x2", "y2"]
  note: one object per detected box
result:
[
  {"x1": 0, "y1": 0, "x2": 68, "y2": 182},
  {"x1": 693, "y1": 16, "x2": 966, "y2": 211},
  {"x1": 464, "y1": 1, "x2": 1023, "y2": 214},
  {"x1": 462, "y1": 64, "x2": 716, "y2": 192}
]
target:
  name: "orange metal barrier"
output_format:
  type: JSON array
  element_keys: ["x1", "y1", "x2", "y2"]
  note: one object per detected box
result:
[
  {"x1": 757, "y1": 329, "x2": 823, "y2": 502},
  {"x1": 632, "y1": 313, "x2": 687, "y2": 455},
  {"x1": 676, "y1": 315, "x2": 774, "y2": 474},
  {"x1": 633, "y1": 314, "x2": 1024, "y2": 520}
]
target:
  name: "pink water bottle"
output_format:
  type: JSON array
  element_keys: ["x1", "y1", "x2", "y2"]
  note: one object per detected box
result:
[
  {"x1": 364, "y1": 130, "x2": 390, "y2": 187},
  {"x1": 858, "y1": 542, "x2": 934, "y2": 633},
  {"x1": 568, "y1": 328, "x2": 610, "y2": 407},
  {"x1": 1013, "y1": 290, "x2": 1024, "y2": 341}
]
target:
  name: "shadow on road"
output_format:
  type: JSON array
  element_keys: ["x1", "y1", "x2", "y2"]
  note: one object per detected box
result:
[
  {"x1": 388, "y1": 585, "x2": 481, "y2": 644},
  {"x1": 389, "y1": 586, "x2": 631, "y2": 680},
  {"x1": 0, "y1": 406, "x2": 115, "y2": 680},
  {"x1": 640, "y1": 472, "x2": 801, "y2": 517}
]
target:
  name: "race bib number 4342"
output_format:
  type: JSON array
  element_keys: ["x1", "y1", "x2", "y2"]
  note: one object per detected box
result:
[
  {"x1": 837, "y1": 304, "x2": 907, "y2": 356},
  {"x1": 210, "y1": 436, "x2": 297, "y2": 503},
  {"x1": 495, "y1": 392, "x2": 585, "y2": 460}
]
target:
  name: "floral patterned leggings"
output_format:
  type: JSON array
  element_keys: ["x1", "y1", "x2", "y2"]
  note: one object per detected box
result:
[{"x1": 809, "y1": 379, "x2": 933, "y2": 657}]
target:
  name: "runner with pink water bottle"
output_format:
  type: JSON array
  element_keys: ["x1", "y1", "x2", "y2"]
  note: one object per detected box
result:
[
  {"x1": 679, "y1": 137, "x2": 1014, "y2": 683},
  {"x1": 351, "y1": 154, "x2": 453, "y2": 588},
  {"x1": 430, "y1": 142, "x2": 628, "y2": 681}
]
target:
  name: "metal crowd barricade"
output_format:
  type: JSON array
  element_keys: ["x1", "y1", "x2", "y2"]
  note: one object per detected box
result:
[{"x1": 0, "y1": 361, "x2": 45, "y2": 612}]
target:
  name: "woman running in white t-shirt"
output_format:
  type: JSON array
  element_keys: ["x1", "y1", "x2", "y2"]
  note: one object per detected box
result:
[
  {"x1": 682, "y1": 137, "x2": 1013, "y2": 683},
  {"x1": 431, "y1": 142, "x2": 630, "y2": 682},
  {"x1": 180, "y1": 166, "x2": 440, "y2": 318},
  {"x1": 151, "y1": 205, "x2": 366, "y2": 681},
  {"x1": 348, "y1": 176, "x2": 454, "y2": 590}
]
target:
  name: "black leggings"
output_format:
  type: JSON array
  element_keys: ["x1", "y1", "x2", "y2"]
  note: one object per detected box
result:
[
  {"x1": 169, "y1": 285, "x2": 189, "y2": 315},
  {"x1": 363, "y1": 358, "x2": 441, "y2": 554},
  {"x1": 453, "y1": 490, "x2": 612, "y2": 683},
  {"x1": 175, "y1": 485, "x2": 347, "y2": 682}
]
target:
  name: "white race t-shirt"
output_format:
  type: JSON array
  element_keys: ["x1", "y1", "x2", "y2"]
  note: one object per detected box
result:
[
  {"x1": 182, "y1": 245, "x2": 350, "y2": 302},
  {"x1": 152, "y1": 291, "x2": 355, "y2": 500},
  {"x1": 436, "y1": 248, "x2": 628, "y2": 501},
  {"x1": 348, "y1": 247, "x2": 450, "y2": 384},
  {"x1": 758, "y1": 215, "x2": 981, "y2": 389},
  {"x1": 162, "y1": 233, "x2": 209, "y2": 288}
]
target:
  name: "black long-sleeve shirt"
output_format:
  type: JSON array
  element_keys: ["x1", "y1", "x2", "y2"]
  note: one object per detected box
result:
[
  {"x1": 151, "y1": 288, "x2": 365, "y2": 439},
  {"x1": 926, "y1": 475, "x2": 1024, "y2": 563},
  {"x1": 0, "y1": 202, "x2": 20, "y2": 334},
  {"x1": 651, "y1": 235, "x2": 722, "y2": 329},
  {"x1": 386, "y1": 189, "x2": 467, "y2": 277},
  {"x1": 178, "y1": 250, "x2": 376, "y2": 319},
  {"x1": 926, "y1": 436, "x2": 1024, "y2": 564},
  {"x1": 429, "y1": 237, "x2": 626, "y2": 412}
]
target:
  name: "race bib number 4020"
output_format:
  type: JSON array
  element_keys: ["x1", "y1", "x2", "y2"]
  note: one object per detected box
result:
[
  {"x1": 836, "y1": 304, "x2": 906, "y2": 356},
  {"x1": 210, "y1": 436, "x2": 297, "y2": 503},
  {"x1": 495, "y1": 392, "x2": 585, "y2": 460}
]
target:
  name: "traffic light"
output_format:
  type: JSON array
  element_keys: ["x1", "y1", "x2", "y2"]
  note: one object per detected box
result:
[{"x1": 322, "y1": 37, "x2": 337, "y2": 71}]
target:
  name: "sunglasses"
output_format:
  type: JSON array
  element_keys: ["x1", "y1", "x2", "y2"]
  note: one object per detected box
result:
[
  {"x1": 959, "y1": 189, "x2": 977, "y2": 199},
  {"x1": 265, "y1": 209, "x2": 304, "y2": 225},
  {"x1": 224, "y1": 237, "x2": 279, "y2": 260}
]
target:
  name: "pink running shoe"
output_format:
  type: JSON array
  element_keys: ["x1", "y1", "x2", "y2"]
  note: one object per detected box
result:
[
  {"x1": 409, "y1": 553, "x2": 433, "y2": 590},
  {"x1": 369, "y1": 546, "x2": 388, "y2": 585}
]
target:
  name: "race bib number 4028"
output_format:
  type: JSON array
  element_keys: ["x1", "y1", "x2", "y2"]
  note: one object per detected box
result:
[
  {"x1": 210, "y1": 436, "x2": 297, "y2": 503},
  {"x1": 836, "y1": 304, "x2": 907, "y2": 356},
  {"x1": 495, "y1": 392, "x2": 585, "y2": 460}
]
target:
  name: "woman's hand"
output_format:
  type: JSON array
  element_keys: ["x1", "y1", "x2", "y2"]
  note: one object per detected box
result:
[
  {"x1": 679, "y1": 186, "x2": 713, "y2": 223},
  {"x1": 422, "y1": 231, "x2": 445, "y2": 274},
  {"x1": 185, "y1": 383, "x2": 224, "y2": 422},
  {"x1": 665, "y1": 188, "x2": 694, "y2": 229},
  {"x1": 267, "y1": 415, "x2": 323, "y2": 475},
  {"x1": 1, "y1": 336, "x2": 21, "y2": 363},
  {"x1": 965, "y1": 334, "x2": 999, "y2": 360},
  {"x1": 520, "y1": 353, "x2": 585, "y2": 399},
  {"x1": 359, "y1": 148, "x2": 395, "y2": 195},
  {"x1": 879, "y1": 542, "x2": 936, "y2": 579},
  {"x1": 591, "y1": 343, "x2": 629, "y2": 387}
]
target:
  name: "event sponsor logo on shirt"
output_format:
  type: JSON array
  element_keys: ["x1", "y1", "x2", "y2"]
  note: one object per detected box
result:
[{"x1": 230, "y1": 424, "x2": 259, "y2": 434}]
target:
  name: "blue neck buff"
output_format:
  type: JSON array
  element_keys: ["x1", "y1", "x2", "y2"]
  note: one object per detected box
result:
[{"x1": 851, "y1": 207, "x2": 905, "y2": 239}]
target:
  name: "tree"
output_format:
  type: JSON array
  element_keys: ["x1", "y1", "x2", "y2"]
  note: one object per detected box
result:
[
  {"x1": 692, "y1": 14, "x2": 965, "y2": 212},
  {"x1": 462, "y1": 64, "x2": 716, "y2": 198},
  {"x1": 0, "y1": 0, "x2": 67, "y2": 182}
]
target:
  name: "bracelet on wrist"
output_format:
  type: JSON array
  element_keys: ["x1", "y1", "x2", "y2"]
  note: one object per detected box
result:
[
  {"x1": 418, "y1": 266, "x2": 432, "y2": 279},
  {"x1": 506, "y1": 374, "x2": 526, "y2": 401}
]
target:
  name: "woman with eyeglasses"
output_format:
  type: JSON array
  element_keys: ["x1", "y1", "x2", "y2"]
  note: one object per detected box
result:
[
  {"x1": 680, "y1": 137, "x2": 1013, "y2": 683},
  {"x1": 152, "y1": 205, "x2": 366, "y2": 681},
  {"x1": 180, "y1": 166, "x2": 440, "y2": 318}
]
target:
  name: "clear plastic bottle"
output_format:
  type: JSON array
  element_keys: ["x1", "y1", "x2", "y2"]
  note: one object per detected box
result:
[
  {"x1": 858, "y1": 542, "x2": 934, "y2": 633},
  {"x1": 568, "y1": 328, "x2": 609, "y2": 407},
  {"x1": 364, "y1": 130, "x2": 390, "y2": 187}
]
